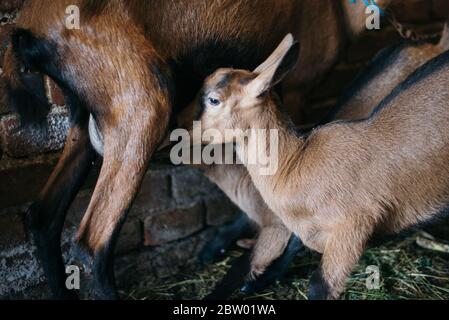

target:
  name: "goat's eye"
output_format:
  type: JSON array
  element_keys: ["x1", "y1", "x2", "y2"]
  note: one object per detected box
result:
[{"x1": 207, "y1": 97, "x2": 221, "y2": 107}]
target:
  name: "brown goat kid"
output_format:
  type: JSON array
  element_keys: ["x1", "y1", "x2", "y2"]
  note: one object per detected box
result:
[
  {"x1": 2, "y1": 0, "x2": 393, "y2": 299},
  {"x1": 172, "y1": 20, "x2": 449, "y2": 300},
  {"x1": 191, "y1": 34, "x2": 449, "y2": 299}
]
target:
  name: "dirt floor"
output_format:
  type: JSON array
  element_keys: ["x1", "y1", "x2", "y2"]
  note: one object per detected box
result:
[{"x1": 124, "y1": 224, "x2": 449, "y2": 301}]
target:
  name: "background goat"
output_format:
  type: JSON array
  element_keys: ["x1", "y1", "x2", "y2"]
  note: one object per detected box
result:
[
  {"x1": 201, "y1": 23, "x2": 449, "y2": 298},
  {"x1": 171, "y1": 3, "x2": 449, "y2": 300}
]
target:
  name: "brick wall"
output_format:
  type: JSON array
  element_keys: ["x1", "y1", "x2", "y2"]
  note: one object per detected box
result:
[{"x1": 0, "y1": 0, "x2": 448, "y2": 298}]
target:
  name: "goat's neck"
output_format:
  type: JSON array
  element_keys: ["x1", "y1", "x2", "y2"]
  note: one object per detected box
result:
[{"x1": 235, "y1": 99, "x2": 306, "y2": 197}]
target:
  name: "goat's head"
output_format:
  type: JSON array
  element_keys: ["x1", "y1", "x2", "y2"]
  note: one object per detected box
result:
[{"x1": 186, "y1": 34, "x2": 299, "y2": 145}]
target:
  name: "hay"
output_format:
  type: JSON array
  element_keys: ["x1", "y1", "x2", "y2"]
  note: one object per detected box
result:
[{"x1": 125, "y1": 230, "x2": 449, "y2": 300}]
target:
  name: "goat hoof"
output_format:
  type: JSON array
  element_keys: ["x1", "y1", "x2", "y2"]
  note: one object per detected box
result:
[
  {"x1": 240, "y1": 282, "x2": 256, "y2": 295},
  {"x1": 70, "y1": 241, "x2": 93, "y2": 273},
  {"x1": 199, "y1": 246, "x2": 226, "y2": 265},
  {"x1": 308, "y1": 270, "x2": 330, "y2": 300}
]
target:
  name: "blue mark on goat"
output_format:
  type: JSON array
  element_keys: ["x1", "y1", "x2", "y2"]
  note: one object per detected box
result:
[{"x1": 350, "y1": 0, "x2": 385, "y2": 16}]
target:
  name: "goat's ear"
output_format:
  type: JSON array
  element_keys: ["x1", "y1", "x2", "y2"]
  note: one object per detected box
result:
[{"x1": 247, "y1": 34, "x2": 300, "y2": 98}]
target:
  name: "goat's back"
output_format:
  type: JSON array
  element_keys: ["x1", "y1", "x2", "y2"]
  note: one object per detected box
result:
[
  {"x1": 301, "y1": 50, "x2": 449, "y2": 232},
  {"x1": 333, "y1": 41, "x2": 446, "y2": 122}
]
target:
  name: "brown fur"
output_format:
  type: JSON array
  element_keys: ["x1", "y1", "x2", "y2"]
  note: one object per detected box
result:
[
  {"x1": 9, "y1": 0, "x2": 379, "y2": 250},
  {"x1": 206, "y1": 164, "x2": 291, "y2": 278},
  {"x1": 192, "y1": 34, "x2": 449, "y2": 299},
  {"x1": 3, "y1": 0, "x2": 393, "y2": 299},
  {"x1": 170, "y1": 0, "x2": 395, "y2": 284},
  {"x1": 173, "y1": 1, "x2": 399, "y2": 282},
  {"x1": 221, "y1": 32, "x2": 449, "y2": 281},
  {"x1": 175, "y1": 99, "x2": 291, "y2": 279},
  {"x1": 334, "y1": 23, "x2": 449, "y2": 121}
]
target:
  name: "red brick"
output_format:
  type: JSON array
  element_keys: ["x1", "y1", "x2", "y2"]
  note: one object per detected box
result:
[
  {"x1": 131, "y1": 170, "x2": 172, "y2": 216},
  {"x1": 171, "y1": 167, "x2": 220, "y2": 201},
  {"x1": 66, "y1": 189, "x2": 92, "y2": 227},
  {"x1": 0, "y1": 103, "x2": 7, "y2": 116},
  {"x1": 44, "y1": 77, "x2": 65, "y2": 106},
  {"x1": 0, "y1": 106, "x2": 69, "y2": 158},
  {"x1": 116, "y1": 219, "x2": 142, "y2": 255},
  {"x1": 205, "y1": 196, "x2": 239, "y2": 227},
  {"x1": 143, "y1": 202, "x2": 205, "y2": 246},
  {"x1": 0, "y1": 212, "x2": 26, "y2": 247},
  {"x1": 0, "y1": 155, "x2": 59, "y2": 209},
  {"x1": 0, "y1": 0, "x2": 24, "y2": 12},
  {"x1": 0, "y1": 24, "x2": 14, "y2": 68},
  {"x1": 0, "y1": 69, "x2": 10, "y2": 115}
]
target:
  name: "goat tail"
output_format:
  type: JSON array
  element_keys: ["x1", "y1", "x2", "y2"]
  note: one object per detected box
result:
[
  {"x1": 386, "y1": 9, "x2": 442, "y2": 42},
  {"x1": 1, "y1": 43, "x2": 50, "y2": 129}
]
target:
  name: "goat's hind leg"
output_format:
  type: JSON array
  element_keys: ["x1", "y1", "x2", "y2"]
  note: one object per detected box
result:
[
  {"x1": 76, "y1": 107, "x2": 167, "y2": 299},
  {"x1": 205, "y1": 228, "x2": 303, "y2": 299},
  {"x1": 26, "y1": 109, "x2": 95, "y2": 300}
]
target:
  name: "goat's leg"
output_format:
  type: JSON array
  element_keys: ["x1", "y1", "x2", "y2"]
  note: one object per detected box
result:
[
  {"x1": 76, "y1": 108, "x2": 167, "y2": 300},
  {"x1": 204, "y1": 250, "x2": 252, "y2": 300},
  {"x1": 200, "y1": 164, "x2": 269, "y2": 265},
  {"x1": 205, "y1": 231, "x2": 302, "y2": 299},
  {"x1": 308, "y1": 223, "x2": 373, "y2": 300},
  {"x1": 241, "y1": 234, "x2": 304, "y2": 294},
  {"x1": 199, "y1": 212, "x2": 255, "y2": 264},
  {"x1": 248, "y1": 225, "x2": 293, "y2": 279},
  {"x1": 25, "y1": 109, "x2": 95, "y2": 300},
  {"x1": 202, "y1": 164, "x2": 298, "y2": 297}
]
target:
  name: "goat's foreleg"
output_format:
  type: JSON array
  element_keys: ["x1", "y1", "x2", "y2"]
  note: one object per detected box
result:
[
  {"x1": 308, "y1": 221, "x2": 373, "y2": 300},
  {"x1": 202, "y1": 164, "x2": 301, "y2": 297},
  {"x1": 76, "y1": 106, "x2": 168, "y2": 300},
  {"x1": 248, "y1": 225, "x2": 292, "y2": 279},
  {"x1": 241, "y1": 234, "x2": 304, "y2": 294},
  {"x1": 25, "y1": 109, "x2": 95, "y2": 300}
]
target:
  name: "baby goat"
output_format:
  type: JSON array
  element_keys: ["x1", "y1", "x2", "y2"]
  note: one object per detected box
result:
[
  {"x1": 190, "y1": 34, "x2": 449, "y2": 299},
  {"x1": 172, "y1": 23, "x2": 449, "y2": 298}
]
